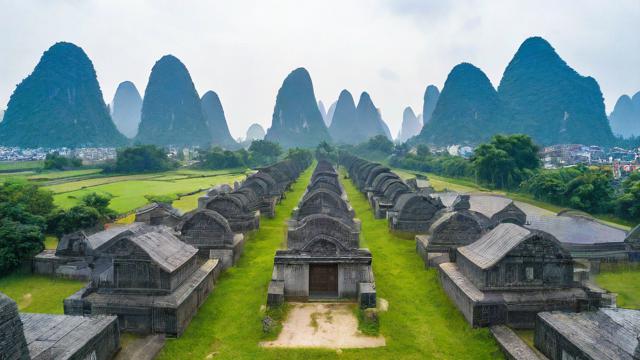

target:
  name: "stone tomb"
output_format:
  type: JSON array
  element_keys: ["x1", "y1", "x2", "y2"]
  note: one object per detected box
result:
[
  {"x1": 438, "y1": 223, "x2": 604, "y2": 328},
  {"x1": 416, "y1": 208, "x2": 492, "y2": 267},
  {"x1": 534, "y1": 308, "x2": 640, "y2": 360},
  {"x1": 1, "y1": 292, "x2": 120, "y2": 360},
  {"x1": 135, "y1": 202, "x2": 182, "y2": 227},
  {"x1": 268, "y1": 161, "x2": 375, "y2": 309},
  {"x1": 200, "y1": 192, "x2": 260, "y2": 233},
  {"x1": 33, "y1": 223, "x2": 151, "y2": 280},
  {"x1": 64, "y1": 224, "x2": 220, "y2": 337},
  {"x1": 176, "y1": 208, "x2": 244, "y2": 269},
  {"x1": 387, "y1": 192, "x2": 445, "y2": 234}
]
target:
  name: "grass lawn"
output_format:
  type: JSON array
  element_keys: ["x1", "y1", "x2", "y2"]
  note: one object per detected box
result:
[
  {"x1": 0, "y1": 272, "x2": 85, "y2": 314},
  {"x1": 595, "y1": 263, "x2": 640, "y2": 309},
  {"x1": 158, "y1": 165, "x2": 502, "y2": 359},
  {"x1": 47, "y1": 169, "x2": 247, "y2": 214},
  {"x1": 172, "y1": 190, "x2": 207, "y2": 213}
]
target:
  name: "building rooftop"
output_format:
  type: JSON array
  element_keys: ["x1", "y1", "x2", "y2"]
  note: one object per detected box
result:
[
  {"x1": 457, "y1": 223, "x2": 532, "y2": 269},
  {"x1": 538, "y1": 308, "x2": 640, "y2": 360}
]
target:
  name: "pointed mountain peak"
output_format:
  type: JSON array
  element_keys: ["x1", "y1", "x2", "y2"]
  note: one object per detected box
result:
[{"x1": 111, "y1": 80, "x2": 142, "y2": 138}]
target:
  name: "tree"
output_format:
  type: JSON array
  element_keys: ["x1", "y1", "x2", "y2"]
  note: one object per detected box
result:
[
  {"x1": 82, "y1": 192, "x2": 116, "y2": 219},
  {"x1": 47, "y1": 205, "x2": 102, "y2": 237},
  {"x1": 199, "y1": 147, "x2": 247, "y2": 170},
  {"x1": 365, "y1": 135, "x2": 394, "y2": 154},
  {"x1": 0, "y1": 180, "x2": 53, "y2": 274},
  {"x1": 44, "y1": 152, "x2": 82, "y2": 170},
  {"x1": 616, "y1": 172, "x2": 640, "y2": 220},
  {"x1": 286, "y1": 148, "x2": 313, "y2": 165},
  {"x1": 564, "y1": 170, "x2": 614, "y2": 213},
  {"x1": 249, "y1": 140, "x2": 282, "y2": 166},
  {"x1": 416, "y1": 144, "x2": 431, "y2": 157},
  {"x1": 315, "y1": 141, "x2": 338, "y2": 163},
  {"x1": 472, "y1": 134, "x2": 540, "y2": 189},
  {"x1": 109, "y1": 145, "x2": 178, "y2": 173}
]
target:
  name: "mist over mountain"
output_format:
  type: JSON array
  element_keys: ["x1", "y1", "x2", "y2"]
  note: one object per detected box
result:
[
  {"x1": 136, "y1": 55, "x2": 210, "y2": 147},
  {"x1": 328, "y1": 90, "x2": 359, "y2": 144},
  {"x1": 397, "y1": 106, "x2": 421, "y2": 143},
  {"x1": 0, "y1": 109, "x2": 4, "y2": 122},
  {"x1": 317, "y1": 100, "x2": 329, "y2": 126},
  {"x1": 497, "y1": 36, "x2": 614, "y2": 146},
  {"x1": 0, "y1": 42, "x2": 127, "y2": 148},
  {"x1": 264, "y1": 68, "x2": 331, "y2": 148},
  {"x1": 422, "y1": 85, "x2": 440, "y2": 125},
  {"x1": 609, "y1": 91, "x2": 640, "y2": 138},
  {"x1": 201, "y1": 90, "x2": 239, "y2": 149},
  {"x1": 246, "y1": 123, "x2": 265, "y2": 141},
  {"x1": 416, "y1": 63, "x2": 507, "y2": 145},
  {"x1": 326, "y1": 101, "x2": 337, "y2": 126},
  {"x1": 110, "y1": 81, "x2": 142, "y2": 138}
]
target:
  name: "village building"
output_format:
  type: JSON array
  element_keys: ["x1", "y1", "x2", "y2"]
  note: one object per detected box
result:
[
  {"x1": 534, "y1": 308, "x2": 640, "y2": 360},
  {"x1": 134, "y1": 202, "x2": 182, "y2": 227},
  {"x1": 438, "y1": 223, "x2": 605, "y2": 328},
  {"x1": 1, "y1": 292, "x2": 120, "y2": 360},
  {"x1": 176, "y1": 208, "x2": 245, "y2": 269},
  {"x1": 64, "y1": 224, "x2": 219, "y2": 337},
  {"x1": 268, "y1": 161, "x2": 376, "y2": 309}
]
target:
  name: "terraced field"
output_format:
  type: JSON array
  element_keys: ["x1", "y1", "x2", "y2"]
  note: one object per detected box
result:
[{"x1": 31, "y1": 168, "x2": 248, "y2": 214}]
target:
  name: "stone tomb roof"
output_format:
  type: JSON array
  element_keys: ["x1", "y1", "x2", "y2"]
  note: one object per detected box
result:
[
  {"x1": 100, "y1": 225, "x2": 198, "y2": 273},
  {"x1": 20, "y1": 312, "x2": 118, "y2": 360},
  {"x1": 537, "y1": 308, "x2": 640, "y2": 360},
  {"x1": 458, "y1": 223, "x2": 566, "y2": 270}
]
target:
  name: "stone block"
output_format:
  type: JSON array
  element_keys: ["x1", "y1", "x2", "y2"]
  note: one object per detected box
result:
[
  {"x1": 267, "y1": 281, "x2": 285, "y2": 308},
  {"x1": 358, "y1": 282, "x2": 376, "y2": 309}
]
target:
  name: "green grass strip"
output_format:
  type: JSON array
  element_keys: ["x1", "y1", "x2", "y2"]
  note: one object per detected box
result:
[{"x1": 158, "y1": 164, "x2": 502, "y2": 359}]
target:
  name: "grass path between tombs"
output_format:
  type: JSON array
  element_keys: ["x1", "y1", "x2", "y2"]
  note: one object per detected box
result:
[{"x1": 158, "y1": 164, "x2": 502, "y2": 359}]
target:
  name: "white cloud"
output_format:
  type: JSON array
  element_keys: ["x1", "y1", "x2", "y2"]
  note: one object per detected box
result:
[{"x1": 0, "y1": 0, "x2": 638, "y2": 139}]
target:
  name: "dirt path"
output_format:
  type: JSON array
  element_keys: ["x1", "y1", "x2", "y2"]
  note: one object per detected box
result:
[{"x1": 261, "y1": 303, "x2": 385, "y2": 349}]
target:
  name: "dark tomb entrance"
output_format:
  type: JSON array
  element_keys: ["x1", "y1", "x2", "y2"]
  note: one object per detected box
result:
[{"x1": 309, "y1": 263, "x2": 338, "y2": 298}]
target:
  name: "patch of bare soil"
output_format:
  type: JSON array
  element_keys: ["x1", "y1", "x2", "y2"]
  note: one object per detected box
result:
[{"x1": 261, "y1": 302, "x2": 385, "y2": 349}]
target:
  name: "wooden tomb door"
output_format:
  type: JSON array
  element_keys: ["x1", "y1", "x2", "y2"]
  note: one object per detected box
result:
[{"x1": 309, "y1": 264, "x2": 338, "y2": 298}]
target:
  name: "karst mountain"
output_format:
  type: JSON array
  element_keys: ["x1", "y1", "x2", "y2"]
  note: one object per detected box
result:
[
  {"x1": 136, "y1": 55, "x2": 210, "y2": 147},
  {"x1": 417, "y1": 63, "x2": 506, "y2": 145},
  {"x1": 356, "y1": 92, "x2": 392, "y2": 142},
  {"x1": 201, "y1": 90, "x2": 239, "y2": 149},
  {"x1": 422, "y1": 85, "x2": 440, "y2": 125},
  {"x1": 497, "y1": 36, "x2": 614, "y2": 146},
  {"x1": 264, "y1": 68, "x2": 331, "y2": 148},
  {"x1": 110, "y1": 81, "x2": 142, "y2": 138},
  {"x1": 325, "y1": 101, "x2": 337, "y2": 127},
  {"x1": 609, "y1": 91, "x2": 640, "y2": 138},
  {"x1": 246, "y1": 123, "x2": 266, "y2": 141},
  {"x1": 0, "y1": 42, "x2": 127, "y2": 148},
  {"x1": 328, "y1": 90, "x2": 359, "y2": 144},
  {"x1": 397, "y1": 106, "x2": 422, "y2": 143}
]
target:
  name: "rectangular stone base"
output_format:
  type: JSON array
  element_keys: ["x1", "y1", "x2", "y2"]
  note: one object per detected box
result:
[
  {"x1": 33, "y1": 250, "x2": 92, "y2": 280},
  {"x1": 64, "y1": 259, "x2": 219, "y2": 337},
  {"x1": 438, "y1": 262, "x2": 594, "y2": 329},
  {"x1": 209, "y1": 234, "x2": 245, "y2": 271}
]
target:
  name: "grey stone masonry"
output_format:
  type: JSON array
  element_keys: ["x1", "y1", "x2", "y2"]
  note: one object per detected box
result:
[{"x1": 268, "y1": 160, "x2": 376, "y2": 308}]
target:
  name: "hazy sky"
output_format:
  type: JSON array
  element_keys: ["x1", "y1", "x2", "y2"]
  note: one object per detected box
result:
[{"x1": 0, "y1": 0, "x2": 638, "y2": 139}]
